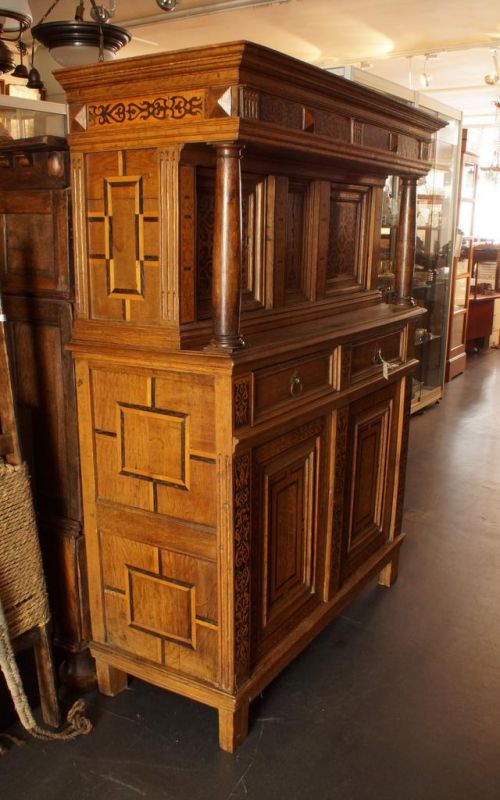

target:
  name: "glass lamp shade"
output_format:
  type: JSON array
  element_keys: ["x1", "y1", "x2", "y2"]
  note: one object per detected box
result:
[
  {"x1": 0, "y1": 0, "x2": 33, "y2": 34},
  {"x1": 31, "y1": 20, "x2": 130, "y2": 67}
]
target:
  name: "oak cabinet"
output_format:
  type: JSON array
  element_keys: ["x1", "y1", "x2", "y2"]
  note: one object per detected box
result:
[
  {"x1": 57, "y1": 41, "x2": 444, "y2": 751},
  {"x1": 0, "y1": 139, "x2": 92, "y2": 687}
]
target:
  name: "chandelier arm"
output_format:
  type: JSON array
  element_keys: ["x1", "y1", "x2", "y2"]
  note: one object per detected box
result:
[{"x1": 38, "y1": 0, "x2": 64, "y2": 26}]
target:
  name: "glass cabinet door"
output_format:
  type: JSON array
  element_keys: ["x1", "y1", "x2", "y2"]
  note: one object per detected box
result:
[{"x1": 378, "y1": 116, "x2": 460, "y2": 411}]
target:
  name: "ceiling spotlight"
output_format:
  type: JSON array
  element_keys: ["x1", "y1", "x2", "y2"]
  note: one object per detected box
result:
[
  {"x1": 156, "y1": 0, "x2": 177, "y2": 10},
  {"x1": 484, "y1": 49, "x2": 500, "y2": 85}
]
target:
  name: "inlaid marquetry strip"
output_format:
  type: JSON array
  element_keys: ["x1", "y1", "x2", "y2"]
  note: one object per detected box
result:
[
  {"x1": 71, "y1": 152, "x2": 89, "y2": 317},
  {"x1": 160, "y1": 147, "x2": 181, "y2": 322},
  {"x1": 87, "y1": 91, "x2": 205, "y2": 129},
  {"x1": 234, "y1": 453, "x2": 251, "y2": 683}
]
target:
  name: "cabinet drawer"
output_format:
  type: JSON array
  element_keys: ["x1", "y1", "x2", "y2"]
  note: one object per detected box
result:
[
  {"x1": 350, "y1": 330, "x2": 403, "y2": 383},
  {"x1": 253, "y1": 352, "x2": 334, "y2": 421}
]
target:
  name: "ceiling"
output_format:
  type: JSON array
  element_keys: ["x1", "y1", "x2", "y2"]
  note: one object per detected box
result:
[{"x1": 28, "y1": 0, "x2": 500, "y2": 122}]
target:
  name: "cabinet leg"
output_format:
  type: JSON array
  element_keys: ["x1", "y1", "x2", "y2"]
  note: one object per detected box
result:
[
  {"x1": 59, "y1": 648, "x2": 97, "y2": 693},
  {"x1": 33, "y1": 625, "x2": 61, "y2": 728},
  {"x1": 379, "y1": 551, "x2": 400, "y2": 588},
  {"x1": 218, "y1": 702, "x2": 249, "y2": 753},
  {"x1": 95, "y1": 660, "x2": 128, "y2": 697}
]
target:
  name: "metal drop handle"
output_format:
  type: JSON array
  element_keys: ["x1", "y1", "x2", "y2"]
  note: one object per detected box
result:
[{"x1": 290, "y1": 371, "x2": 304, "y2": 397}]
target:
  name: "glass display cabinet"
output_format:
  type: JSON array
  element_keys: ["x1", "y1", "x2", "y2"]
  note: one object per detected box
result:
[
  {"x1": 446, "y1": 130, "x2": 478, "y2": 380},
  {"x1": 332, "y1": 67, "x2": 462, "y2": 413},
  {"x1": 379, "y1": 115, "x2": 461, "y2": 411}
]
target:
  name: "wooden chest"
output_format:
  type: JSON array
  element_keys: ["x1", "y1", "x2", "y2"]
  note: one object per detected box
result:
[{"x1": 57, "y1": 41, "x2": 444, "y2": 751}]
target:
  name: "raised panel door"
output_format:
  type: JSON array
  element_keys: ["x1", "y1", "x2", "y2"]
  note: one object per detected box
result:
[
  {"x1": 251, "y1": 417, "x2": 328, "y2": 661},
  {"x1": 340, "y1": 382, "x2": 400, "y2": 581}
]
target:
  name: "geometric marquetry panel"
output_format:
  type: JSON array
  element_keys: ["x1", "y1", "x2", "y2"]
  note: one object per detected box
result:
[
  {"x1": 118, "y1": 404, "x2": 189, "y2": 489},
  {"x1": 127, "y1": 568, "x2": 195, "y2": 646},
  {"x1": 85, "y1": 148, "x2": 160, "y2": 323},
  {"x1": 91, "y1": 367, "x2": 217, "y2": 522},
  {"x1": 100, "y1": 532, "x2": 219, "y2": 683}
]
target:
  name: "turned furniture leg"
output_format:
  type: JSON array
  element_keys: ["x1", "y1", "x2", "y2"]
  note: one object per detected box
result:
[
  {"x1": 33, "y1": 624, "x2": 61, "y2": 728},
  {"x1": 95, "y1": 660, "x2": 128, "y2": 696},
  {"x1": 218, "y1": 702, "x2": 249, "y2": 753},
  {"x1": 379, "y1": 551, "x2": 400, "y2": 588}
]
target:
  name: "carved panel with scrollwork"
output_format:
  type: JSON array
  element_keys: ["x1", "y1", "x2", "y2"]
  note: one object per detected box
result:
[
  {"x1": 87, "y1": 92, "x2": 205, "y2": 129},
  {"x1": 234, "y1": 453, "x2": 251, "y2": 682}
]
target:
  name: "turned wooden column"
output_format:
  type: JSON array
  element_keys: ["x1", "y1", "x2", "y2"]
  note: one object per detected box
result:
[
  {"x1": 211, "y1": 143, "x2": 245, "y2": 350},
  {"x1": 394, "y1": 176, "x2": 418, "y2": 305}
]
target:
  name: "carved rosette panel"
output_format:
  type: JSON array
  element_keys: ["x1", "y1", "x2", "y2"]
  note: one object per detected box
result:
[
  {"x1": 330, "y1": 406, "x2": 349, "y2": 592},
  {"x1": 233, "y1": 376, "x2": 251, "y2": 428},
  {"x1": 88, "y1": 92, "x2": 205, "y2": 128},
  {"x1": 234, "y1": 453, "x2": 251, "y2": 681}
]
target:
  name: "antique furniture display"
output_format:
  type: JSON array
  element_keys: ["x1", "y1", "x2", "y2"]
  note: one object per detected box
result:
[
  {"x1": 379, "y1": 110, "x2": 460, "y2": 412},
  {"x1": 410, "y1": 118, "x2": 460, "y2": 410},
  {"x1": 466, "y1": 243, "x2": 500, "y2": 351},
  {"x1": 58, "y1": 41, "x2": 444, "y2": 752},
  {"x1": 0, "y1": 96, "x2": 93, "y2": 691},
  {"x1": 446, "y1": 130, "x2": 478, "y2": 380}
]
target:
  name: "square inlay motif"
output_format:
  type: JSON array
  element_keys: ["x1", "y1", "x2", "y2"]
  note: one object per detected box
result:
[{"x1": 118, "y1": 403, "x2": 189, "y2": 488}]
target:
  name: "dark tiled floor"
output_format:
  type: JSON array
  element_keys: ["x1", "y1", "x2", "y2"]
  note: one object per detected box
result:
[{"x1": 1, "y1": 351, "x2": 500, "y2": 800}]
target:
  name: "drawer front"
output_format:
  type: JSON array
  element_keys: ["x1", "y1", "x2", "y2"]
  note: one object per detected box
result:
[
  {"x1": 350, "y1": 329, "x2": 403, "y2": 383},
  {"x1": 253, "y1": 351, "x2": 334, "y2": 421}
]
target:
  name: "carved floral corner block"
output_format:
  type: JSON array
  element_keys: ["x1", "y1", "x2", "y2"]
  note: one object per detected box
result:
[{"x1": 233, "y1": 376, "x2": 252, "y2": 428}]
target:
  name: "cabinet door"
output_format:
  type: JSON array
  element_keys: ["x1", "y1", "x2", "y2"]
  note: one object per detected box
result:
[
  {"x1": 251, "y1": 417, "x2": 328, "y2": 661},
  {"x1": 340, "y1": 382, "x2": 400, "y2": 582}
]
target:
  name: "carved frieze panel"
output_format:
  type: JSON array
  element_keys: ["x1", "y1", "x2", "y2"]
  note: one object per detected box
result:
[
  {"x1": 312, "y1": 109, "x2": 351, "y2": 142},
  {"x1": 398, "y1": 134, "x2": 420, "y2": 161},
  {"x1": 363, "y1": 123, "x2": 390, "y2": 151},
  {"x1": 87, "y1": 91, "x2": 205, "y2": 129},
  {"x1": 259, "y1": 92, "x2": 303, "y2": 129}
]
